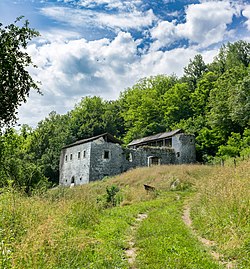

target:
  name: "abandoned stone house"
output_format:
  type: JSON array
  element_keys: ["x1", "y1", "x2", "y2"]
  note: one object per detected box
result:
[{"x1": 59, "y1": 129, "x2": 196, "y2": 186}]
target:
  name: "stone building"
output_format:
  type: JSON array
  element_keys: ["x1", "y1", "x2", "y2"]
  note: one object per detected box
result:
[{"x1": 59, "y1": 129, "x2": 196, "y2": 186}]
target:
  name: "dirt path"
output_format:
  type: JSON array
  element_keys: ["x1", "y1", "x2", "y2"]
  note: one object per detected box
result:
[
  {"x1": 125, "y1": 213, "x2": 148, "y2": 269},
  {"x1": 182, "y1": 205, "x2": 235, "y2": 269}
]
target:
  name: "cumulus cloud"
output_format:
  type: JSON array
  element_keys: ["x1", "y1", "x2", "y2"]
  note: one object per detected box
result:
[
  {"x1": 150, "y1": 1, "x2": 236, "y2": 50},
  {"x1": 18, "y1": 27, "x2": 220, "y2": 127}
]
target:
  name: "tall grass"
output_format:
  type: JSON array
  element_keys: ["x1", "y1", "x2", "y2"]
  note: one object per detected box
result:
[
  {"x1": 191, "y1": 160, "x2": 250, "y2": 267},
  {"x1": 0, "y1": 160, "x2": 249, "y2": 268}
]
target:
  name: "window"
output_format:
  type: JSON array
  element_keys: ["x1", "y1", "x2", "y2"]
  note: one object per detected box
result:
[
  {"x1": 104, "y1": 150, "x2": 110, "y2": 159},
  {"x1": 83, "y1": 150, "x2": 86, "y2": 158},
  {"x1": 78, "y1": 152, "x2": 81, "y2": 159},
  {"x1": 165, "y1": 138, "x2": 172, "y2": 147},
  {"x1": 176, "y1": 152, "x2": 180, "y2": 158},
  {"x1": 80, "y1": 177, "x2": 82, "y2": 181},
  {"x1": 70, "y1": 153, "x2": 73, "y2": 160},
  {"x1": 65, "y1": 155, "x2": 68, "y2": 162}
]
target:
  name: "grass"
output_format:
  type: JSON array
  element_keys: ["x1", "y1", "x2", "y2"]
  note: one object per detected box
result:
[
  {"x1": 0, "y1": 159, "x2": 249, "y2": 268},
  {"x1": 135, "y1": 193, "x2": 222, "y2": 269}
]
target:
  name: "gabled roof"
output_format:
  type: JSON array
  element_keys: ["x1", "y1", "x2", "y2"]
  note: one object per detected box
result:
[
  {"x1": 127, "y1": 129, "x2": 182, "y2": 147},
  {"x1": 62, "y1": 133, "x2": 122, "y2": 149}
]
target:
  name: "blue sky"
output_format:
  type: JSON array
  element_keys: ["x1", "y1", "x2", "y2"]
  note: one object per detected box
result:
[{"x1": 0, "y1": 0, "x2": 250, "y2": 127}]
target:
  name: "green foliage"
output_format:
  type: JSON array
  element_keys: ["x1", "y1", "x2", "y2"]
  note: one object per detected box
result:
[
  {"x1": 163, "y1": 82, "x2": 193, "y2": 127},
  {"x1": 0, "y1": 129, "x2": 49, "y2": 193},
  {"x1": 120, "y1": 75, "x2": 177, "y2": 143},
  {"x1": 69, "y1": 96, "x2": 124, "y2": 140},
  {"x1": 0, "y1": 17, "x2": 40, "y2": 128},
  {"x1": 28, "y1": 111, "x2": 73, "y2": 183},
  {"x1": 106, "y1": 185, "x2": 121, "y2": 207},
  {"x1": 183, "y1": 54, "x2": 208, "y2": 90},
  {"x1": 217, "y1": 132, "x2": 242, "y2": 159}
]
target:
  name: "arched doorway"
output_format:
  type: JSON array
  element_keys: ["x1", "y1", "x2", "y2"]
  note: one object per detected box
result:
[
  {"x1": 71, "y1": 176, "x2": 75, "y2": 186},
  {"x1": 148, "y1": 156, "x2": 161, "y2": 167}
]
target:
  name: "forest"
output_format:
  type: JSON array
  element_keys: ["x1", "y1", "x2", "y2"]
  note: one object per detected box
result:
[{"x1": 0, "y1": 38, "x2": 250, "y2": 193}]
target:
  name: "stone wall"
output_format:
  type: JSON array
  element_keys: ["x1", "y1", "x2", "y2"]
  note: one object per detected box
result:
[
  {"x1": 172, "y1": 134, "x2": 196, "y2": 164},
  {"x1": 59, "y1": 142, "x2": 92, "y2": 186},
  {"x1": 122, "y1": 147, "x2": 176, "y2": 171},
  {"x1": 89, "y1": 138, "x2": 124, "y2": 181}
]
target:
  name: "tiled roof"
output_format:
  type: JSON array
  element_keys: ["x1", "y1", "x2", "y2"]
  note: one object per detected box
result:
[
  {"x1": 127, "y1": 129, "x2": 182, "y2": 147},
  {"x1": 62, "y1": 133, "x2": 122, "y2": 149}
]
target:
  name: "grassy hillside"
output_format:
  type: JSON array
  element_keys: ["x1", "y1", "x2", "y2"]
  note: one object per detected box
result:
[{"x1": 0, "y1": 160, "x2": 249, "y2": 268}]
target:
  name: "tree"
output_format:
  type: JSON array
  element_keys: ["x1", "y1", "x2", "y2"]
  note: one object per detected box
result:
[
  {"x1": 28, "y1": 112, "x2": 73, "y2": 184},
  {"x1": 183, "y1": 54, "x2": 207, "y2": 90},
  {"x1": 209, "y1": 41, "x2": 250, "y2": 74},
  {"x1": 162, "y1": 82, "x2": 193, "y2": 128},
  {"x1": 0, "y1": 17, "x2": 40, "y2": 128},
  {"x1": 120, "y1": 75, "x2": 177, "y2": 143},
  {"x1": 0, "y1": 128, "x2": 49, "y2": 193}
]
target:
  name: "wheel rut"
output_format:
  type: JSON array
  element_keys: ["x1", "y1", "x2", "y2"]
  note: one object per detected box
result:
[
  {"x1": 183, "y1": 205, "x2": 235, "y2": 269},
  {"x1": 125, "y1": 213, "x2": 148, "y2": 269}
]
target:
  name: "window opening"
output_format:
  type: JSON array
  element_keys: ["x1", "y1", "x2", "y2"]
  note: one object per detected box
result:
[
  {"x1": 65, "y1": 155, "x2": 68, "y2": 162},
  {"x1": 165, "y1": 138, "x2": 172, "y2": 147},
  {"x1": 104, "y1": 150, "x2": 110, "y2": 159},
  {"x1": 78, "y1": 152, "x2": 81, "y2": 159},
  {"x1": 83, "y1": 150, "x2": 86, "y2": 158},
  {"x1": 71, "y1": 176, "x2": 75, "y2": 184},
  {"x1": 70, "y1": 153, "x2": 73, "y2": 160},
  {"x1": 176, "y1": 152, "x2": 180, "y2": 158}
]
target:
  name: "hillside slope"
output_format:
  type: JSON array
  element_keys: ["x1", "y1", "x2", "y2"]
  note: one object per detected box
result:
[{"x1": 0, "y1": 160, "x2": 249, "y2": 268}]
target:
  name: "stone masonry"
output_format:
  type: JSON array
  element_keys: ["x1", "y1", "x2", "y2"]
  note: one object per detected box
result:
[{"x1": 59, "y1": 131, "x2": 196, "y2": 186}]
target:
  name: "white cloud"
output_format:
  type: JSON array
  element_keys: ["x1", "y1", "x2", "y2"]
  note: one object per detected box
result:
[
  {"x1": 178, "y1": 1, "x2": 234, "y2": 45},
  {"x1": 150, "y1": 1, "x2": 236, "y2": 50},
  {"x1": 40, "y1": 6, "x2": 156, "y2": 31},
  {"x1": 242, "y1": 5, "x2": 250, "y2": 31},
  {"x1": 18, "y1": 28, "x2": 220, "y2": 127},
  {"x1": 150, "y1": 20, "x2": 177, "y2": 50},
  {"x1": 76, "y1": 0, "x2": 142, "y2": 10}
]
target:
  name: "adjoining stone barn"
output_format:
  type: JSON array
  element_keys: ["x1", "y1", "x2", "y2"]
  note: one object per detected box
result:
[{"x1": 59, "y1": 129, "x2": 196, "y2": 186}]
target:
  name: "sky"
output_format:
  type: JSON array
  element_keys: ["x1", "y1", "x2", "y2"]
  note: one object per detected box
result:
[{"x1": 0, "y1": 0, "x2": 250, "y2": 127}]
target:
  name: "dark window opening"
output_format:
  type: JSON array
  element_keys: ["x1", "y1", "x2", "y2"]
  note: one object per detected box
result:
[
  {"x1": 71, "y1": 176, "x2": 75, "y2": 184},
  {"x1": 78, "y1": 152, "x2": 81, "y2": 159},
  {"x1": 83, "y1": 150, "x2": 86, "y2": 158},
  {"x1": 152, "y1": 157, "x2": 160, "y2": 165},
  {"x1": 165, "y1": 138, "x2": 172, "y2": 147},
  {"x1": 65, "y1": 155, "x2": 68, "y2": 162},
  {"x1": 80, "y1": 177, "x2": 82, "y2": 181},
  {"x1": 70, "y1": 154, "x2": 73, "y2": 160},
  {"x1": 176, "y1": 152, "x2": 180, "y2": 158},
  {"x1": 156, "y1": 140, "x2": 163, "y2": 147},
  {"x1": 104, "y1": 150, "x2": 110, "y2": 159}
]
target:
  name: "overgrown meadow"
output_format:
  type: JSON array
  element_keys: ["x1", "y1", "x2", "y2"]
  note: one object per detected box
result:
[{"x1": 1, "y1": 159, "x2": 249, "y2": 268}]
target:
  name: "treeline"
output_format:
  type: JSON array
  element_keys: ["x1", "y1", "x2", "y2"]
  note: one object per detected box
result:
[{"x1": 0, "y1": 40, "x2": 249, "y2": 192}]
